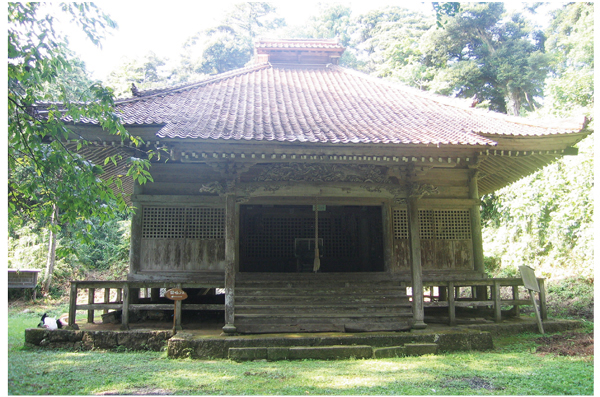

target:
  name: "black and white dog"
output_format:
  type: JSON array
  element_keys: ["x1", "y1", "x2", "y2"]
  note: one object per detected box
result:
[{"x1": 38, "y1": 313, "x2": 63, "y2": 330}]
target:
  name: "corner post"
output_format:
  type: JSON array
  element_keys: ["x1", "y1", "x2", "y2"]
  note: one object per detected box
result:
[
  {"x1": 407, "y1": 193, "x2": 427, "y2": 329},
  {"x1": 223, "y1": 193, "x2": 237, "y2": 334},
  {"x1": 468, "y1": 170, "x2": 485, "y2": 275},
  {"x1": 129, "y1": 182, "x2": 143, "y2": 277}
]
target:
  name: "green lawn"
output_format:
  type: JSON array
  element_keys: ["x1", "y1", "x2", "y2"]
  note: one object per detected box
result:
[{"x1": 8, "y1": 307, "x2": 593, "y2": 395}]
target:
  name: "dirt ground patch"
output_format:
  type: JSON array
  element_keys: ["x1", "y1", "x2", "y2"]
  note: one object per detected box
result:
[{"x1": 535, "y1": 331, "x2": 593, "y2": 357}]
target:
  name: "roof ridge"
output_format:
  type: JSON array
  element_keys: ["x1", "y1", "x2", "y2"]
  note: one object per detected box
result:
[
  {"x1": 332, "y1": 65, "x2": 586, "y2": 132},
  {"x1": 116, "y1": 62, "x2": 273, "y2": 104}
]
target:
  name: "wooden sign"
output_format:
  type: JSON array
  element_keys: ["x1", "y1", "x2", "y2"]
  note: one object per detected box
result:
[
  {"x1": 519, "y1": 265, "x2": 540, "y2": 292},
  {"x1": 165, "y1": 288, "x2": 188, "y2": 301}
]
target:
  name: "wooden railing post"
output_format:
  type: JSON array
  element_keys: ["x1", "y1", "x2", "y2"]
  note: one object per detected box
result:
[
  {"x1": 120, "y1": 283, "x2": 130, "y2": 331},
  {"x1": 175, "y1": 283, "x2": 183, "y2": 331},
  {"x1": 87, "y1": 288, "x2": 95, "y2": 323},
  {"x1": 69, "y1": 282, "x2": 78, "y2": 328},
  {"x1": 448, "y1": 281, "x2": 456, "y2": 326},
  {"x1": 538, "y1": 278, "x2": 547, "y2": 320},
  {"x1": 493, "y1": 280, "x2": 502, "y2": 322}
]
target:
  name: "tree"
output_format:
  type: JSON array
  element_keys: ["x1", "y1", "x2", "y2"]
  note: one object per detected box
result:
[
  {"x1": 421, "y1": 3, "x2": 550, "y2": 115},
  {"x1": 480, "y1": 3, "x2": 595, "y2": 281},
  {"x1": 176, "y1": 2, "x2": 285, "y2": 76},
  {"x1": 350, "y1": 6, "x2": 434, "y2": 82},
  {"x1": 8, "y1": 3, "x2": 153, "y2": 292},
  {"x1": 106, "y1": 52, "x2": 174, "y2": 97},
  {"x1": 543, "y1": 2, "x2": 594, "y2": 117}
]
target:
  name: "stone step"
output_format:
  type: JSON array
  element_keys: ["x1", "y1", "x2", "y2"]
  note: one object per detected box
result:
[
  {"x1": 228, "y1": 343, "x2": 439, "y2": 361},
  {"x1": 235, "y1": 288, "x2": 407, "y2": 297},
  {"x1": 235, "y1": 295, "x2": 407, "y2": 305},
  {"x1": 236, "y1": 303, "x2": 412, "y2": 315}
]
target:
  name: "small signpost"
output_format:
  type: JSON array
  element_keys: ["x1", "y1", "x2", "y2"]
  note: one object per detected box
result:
[
  {"x1": 519, "y1": 265, "x2": 544, "y2": 334},
  {"x1": 165, "y1": 288, "x2": 188, "y2": 335}
]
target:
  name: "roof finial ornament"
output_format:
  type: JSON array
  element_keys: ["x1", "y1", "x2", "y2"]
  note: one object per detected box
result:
[{"x1": 131, "y1": 83, "x2": 141, "y2": 97}]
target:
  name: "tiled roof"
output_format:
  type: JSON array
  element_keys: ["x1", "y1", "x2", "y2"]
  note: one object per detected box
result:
[
  {"x1": 111, "y1": 63, "x2": 584, "y2": 146},
  {"x1": 254, "y1": 38, "x2": 344, "y2": 50}
]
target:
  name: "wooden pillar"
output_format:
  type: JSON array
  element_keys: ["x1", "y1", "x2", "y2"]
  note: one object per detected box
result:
[
  {"x1": 103, "y1": 288, "x2": 110, "y2": 314},
  {"x1": 493, "y1": 280, "x2": 502, "y2": 322},
  {"x1": 223, "y1": 194, "x2": 237, "y2": 334},
  {"x1": 538, "y1": 279, "x2": 547, "y2": 320},
  {"x1": 407, "y1": 195, "x2": 427, "y2": 329},
  {"x1": 469, "y1": 170, "x2": 485, "y2": 274},
  {"x1": 175, "y1": 283, "x2": 183, "y2": 331},
  {"x1": 87, "y1": 288, "x2": 95, "y2": 323},
  {"x1": 120, "y1": 283, "x2": 130, "y2": 331},
  {"x1": 129, "y1": 182, "x2": 143, "y2": 276},
  {"x1": 469, "y1": 170, "x2": 487, "y2": 305},
  {"x1": 382, "y1": 202, "x2": 395, "y2": 274},
  {"x1": 448, "y1": 281, "x2": 456, "y2": 326},
  {"x1": 68, "y1": 282, "x2": 78, "y2": 328}
]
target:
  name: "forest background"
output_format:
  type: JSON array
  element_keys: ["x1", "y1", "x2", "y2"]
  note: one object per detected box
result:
[{"x1": 7, "y1": 2, "x2": 594, "y2": 320}]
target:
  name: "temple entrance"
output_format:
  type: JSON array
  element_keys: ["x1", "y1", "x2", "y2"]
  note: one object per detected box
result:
[{"x1": 239, "y1": 205, "x2": 384, "y2": 272}]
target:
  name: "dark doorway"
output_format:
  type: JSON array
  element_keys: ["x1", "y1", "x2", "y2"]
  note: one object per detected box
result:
[{"x1": 239, "y1": 205, "x2": 384, "y2": 272}]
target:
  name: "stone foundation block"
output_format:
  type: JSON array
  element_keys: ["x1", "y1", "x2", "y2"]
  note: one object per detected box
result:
[
  {"x1": 268, "y1": 347, "x2": 290, "y2": 361},
  {"x1": 229, "y1": 347, "x2": 268, "y2": 361},
  {"x1": 373, "y1": 346, "x2": 406, "y2": 358},
  {"x1": 405, "y1": 343, "x2": 438, "y2": 356},
  {"x1": 288, "y1": 345, "x2": 373, "y2": 360}
]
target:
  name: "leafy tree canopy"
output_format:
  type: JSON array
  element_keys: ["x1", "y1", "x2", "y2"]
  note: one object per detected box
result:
[
  {"x1": 422, "y1": 3, "x2": 550, "y2": 115},
  {"x1": 176, "y1": 2, "x2": 285, "y2": 76},
  {"x1": 8, "y1": 3, "x2": 153, "y2": 237}
]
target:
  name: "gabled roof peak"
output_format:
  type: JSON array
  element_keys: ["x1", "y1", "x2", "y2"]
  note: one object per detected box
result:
[{"x1": 253, "y1": 38, "x2": 345, "y2": 66}]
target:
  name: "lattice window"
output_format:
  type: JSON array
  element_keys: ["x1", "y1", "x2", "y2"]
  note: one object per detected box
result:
[
  {"x1": 242, "y1": 216, "x2": 355, "y2": 259},
  {"x1": 393, "y1": 209, "x2": 408, "y2": 239},
  {"x1": 142, "y1": 207, "x2": 225, "y2": 239},
  {"x1": 419, "y1": 209, "x2": 471, "y2": 240}
]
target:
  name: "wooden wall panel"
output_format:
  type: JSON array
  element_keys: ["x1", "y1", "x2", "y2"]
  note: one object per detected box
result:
[
  {"x1": 140, "y1": 239, "x2": 226, "y2": 272},
  {"x1": 421, "y1": 240, "x2": 437, "y2": 270},
  {"x1": 454, "y1": 240, "x2": 474, "y2": 270},
  {"x1": 393, "y1": 239, "x2": 410, "y2": 271},
  {"x1": 435, "y1": 241, "x2": 454, "y2": 270}
]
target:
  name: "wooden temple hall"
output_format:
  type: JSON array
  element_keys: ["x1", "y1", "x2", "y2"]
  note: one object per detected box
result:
[{"x1": 66, "y1": 39, "x2": 589, "y2": 334}]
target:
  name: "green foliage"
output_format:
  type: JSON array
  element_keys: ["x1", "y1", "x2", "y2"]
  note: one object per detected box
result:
[
  {"x1": 432, "y1": 2, "x2": 461, "y2": 28},
  {"x1": 482, "y1": 134, "x2": 594, "y2": 280},
  {"x1": 422, "y1": 3, "x2": 550, "y2": 115},
  {"x1": 7, "y1": 2, "x2": 153, "y2": 236},
  {"x1": 542, "y1": 2, "x2": 594, "y2": 117},
  {"x1": 545, "y1": 277, "x2": 594, "y2": 319},
  {"x1": 350, "y1": 6, "x2": 434, "y2": 78},
  {"x1": 106, "y1": 52, "x2": 174, "y2": 97},
  {"x1": 175, "y1": 3, "x2": 285, "y2": 77}
]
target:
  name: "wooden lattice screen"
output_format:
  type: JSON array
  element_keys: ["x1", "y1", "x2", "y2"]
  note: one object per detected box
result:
[
  {"x1": 392, "y1": 209, "x2": 472, "y2": 240},
  {"x1": 418, "y1": 209, "x2": 472, "y2": 240},
  {"x1": 142, "y1": 207, "x2": 225, "y2": 239},
  {"x1": 392, "y1": 208, "x2": 473, "y2": 271},
  {"x1": 243, "y1": 217, "x2": 353, "y2": 259}
]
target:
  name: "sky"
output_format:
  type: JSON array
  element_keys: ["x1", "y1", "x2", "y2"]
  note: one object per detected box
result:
[
  {"x1": 58, "y1": 1, "x2": 431, "y2": 80},
  {"x1": 56, "y1": 1, "x2": 560, "y2": 82}
]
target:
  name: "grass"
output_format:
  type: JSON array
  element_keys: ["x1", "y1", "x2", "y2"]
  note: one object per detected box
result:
[{"x1": 7, "y1": 305, "x2": 594, "y2": 395}]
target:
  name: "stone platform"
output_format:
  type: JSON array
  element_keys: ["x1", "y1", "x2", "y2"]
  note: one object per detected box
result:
[{"x1": 24, "y1": 319, "x2": 582, "y2": 360}]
